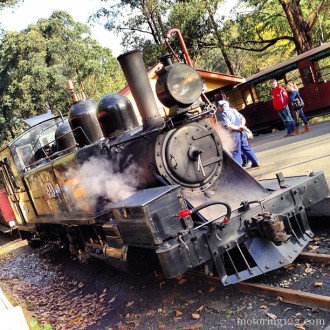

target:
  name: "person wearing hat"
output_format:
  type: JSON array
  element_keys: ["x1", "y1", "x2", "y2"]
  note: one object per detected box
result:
[
  {"x1": 270, "y1": 79, "x2": 295, "y2": 137},
  {"x1": 217, "y1": 100, "x2": 259, "y2": 167}
]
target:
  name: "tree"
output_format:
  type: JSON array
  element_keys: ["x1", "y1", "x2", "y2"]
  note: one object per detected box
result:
[
  {"x1": 166, "y1": 1, "x2": 210, "y2": 62},
  {"x1": 92, "y1": 0, "x2": 171, "y2": 67},
  {"x1": 91, "y1": 0, "x2": 329, "y2": 76},
  {"x1": 93, "y1": 0, "x2": 239, "y2": 72},
  {"x1": 0, "y1": 10, "x2": 125, "y2": 142},
  {"x1": 232, "y1": 0, "x2": 329, "y2": 54},
  {"x1": 203, "y1": 0, "x2": 235, "y2": 74},
  {"x1": 279, "y1": 0, "x2": 328, "y2": 52},
  {"x1": 167, "y1": 0, "x2": 329, "y2": 74},
  {"x1": 0, "y1": 0, "x2": 21, "y2": 9}
]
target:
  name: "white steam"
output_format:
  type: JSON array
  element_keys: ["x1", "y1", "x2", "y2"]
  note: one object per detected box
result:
[
  {"x1": 65, "y1": 156, "x2": 142, "y2": 212},
  {"x1": 211, "y1": 118, "x2": 235, "y2": 154}
]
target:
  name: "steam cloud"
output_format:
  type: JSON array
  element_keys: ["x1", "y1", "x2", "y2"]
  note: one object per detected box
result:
[
  {"x1": 212, "y1": 120, "x2": 236, "y2": 154},
  {"x1": 65, "y1": 156, "x2": 142, "y2": 212}
]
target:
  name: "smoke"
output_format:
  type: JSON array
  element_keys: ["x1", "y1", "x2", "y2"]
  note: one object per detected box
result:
[
  {"x1": 212, "y1": 120, "x2": 235, "y2": 154},
  {"x1": 65, "y1": 156, "x2": 142, "y2": 212}
]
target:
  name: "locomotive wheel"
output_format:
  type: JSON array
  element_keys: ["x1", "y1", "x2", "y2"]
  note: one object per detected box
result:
[
  {"x1": 27, "y1": 239, "x2": 45, "y2": 249},
  {"x1": 126, "y1": 247, "x2": 159, "y2": 275}
]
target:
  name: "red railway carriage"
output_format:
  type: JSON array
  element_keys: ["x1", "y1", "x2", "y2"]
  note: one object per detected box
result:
[
  {"x1": 0, "y1": 187, "x2": 16, "y2": 233},
  {"x1": 223, "y1": 43, "x2": 330, "y2": 132}
]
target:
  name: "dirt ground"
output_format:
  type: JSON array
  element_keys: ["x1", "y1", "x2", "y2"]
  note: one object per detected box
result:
[{"x1": 1, "y1": 221, "x2": 330, "y2": 330}]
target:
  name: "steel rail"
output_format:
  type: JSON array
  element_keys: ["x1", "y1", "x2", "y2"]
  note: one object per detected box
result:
[
  {"x1": 194, "y1": 272, "x2": 330, "y2": 312},
  {"x1": 236, "y1": 252, "x2": 330, "y2": 312},
  {"x1": 297, "y1": 252, "x2": 330, "y2": 264},
  {"x1": 236, "y1": 282, "x2": 330, "y2": 312},
  {"x1": 191, "y1": 249, "x2": 330, "y2": 312}
]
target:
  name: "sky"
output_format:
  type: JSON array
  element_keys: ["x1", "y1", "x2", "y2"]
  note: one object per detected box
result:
[
  {"x1": 0, "y1": 0, "x2": 239, "y2": 58},
  {"x1": 0, "y1": 0, "x2": 124, "y2": 56}
]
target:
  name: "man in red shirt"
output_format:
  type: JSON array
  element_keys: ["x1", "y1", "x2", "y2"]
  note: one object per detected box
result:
[{"x1": 271, "y1": 79, "x2": 295, "y2": 137}]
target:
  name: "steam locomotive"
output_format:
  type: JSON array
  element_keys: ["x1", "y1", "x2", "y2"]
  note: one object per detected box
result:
[{"x1": 0, "y1": 50, "x2": 328, "y2": 285}]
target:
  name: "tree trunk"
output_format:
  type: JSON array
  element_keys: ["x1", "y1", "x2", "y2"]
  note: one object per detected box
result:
[
  {"x1": 142, "y1": 0, "x2": 162, "y2": 45},
  {"x1": 278, "y1": 0, "x2": 313, "y2": 53},
  {"x1": 206, "y1": 3, "x2": 235, "y2": 75},
  {"x1": 7, "y1": 124, "x2": 15, "y2": 139}
]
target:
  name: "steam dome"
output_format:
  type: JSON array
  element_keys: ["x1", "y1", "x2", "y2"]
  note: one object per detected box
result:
[
  {"x1": 96, "y1": 93, "x2": 139, "y2": 138},
  {"x1": 55, "y1": 120, "x2": 77, "y2": 151},
  {"x1": 68, "y1": 99, "x2": 103, "y2": 147}
]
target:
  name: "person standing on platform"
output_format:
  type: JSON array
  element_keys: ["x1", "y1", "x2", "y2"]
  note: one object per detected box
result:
[
  {"x1": 270, "y1": 79, "x2": 295, "y2": 137},
  {"x1": 217, "y1": 100, "x2": 259, "y2": 168},
  {"x1": 286, "y1": 82, "x2": 310, "y2": 134}
]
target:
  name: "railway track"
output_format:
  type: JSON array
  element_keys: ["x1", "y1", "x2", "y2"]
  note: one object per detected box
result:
[
  {"x1": 3, "y1": 237, "x2": 330, "y2": 314},
  {"x1": 237, "y1": 252, "x2": 330, "y2": 312},
  {"x1": 197, "y1": 252, "x2": 330, "y2": 312}
]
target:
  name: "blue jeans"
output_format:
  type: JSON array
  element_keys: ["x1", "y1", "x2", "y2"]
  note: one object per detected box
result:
[
  {"x1": 241, "y1": 133, "x2": 258, "y2": 166},
  {"x1": 232, "y1": 132, "x2": 242, "y2": 166},
  {"x1": 277, "y1": 106, "x2": 295, "y2": 134},
  {"x1": 294, "y1": 108, "x2": 308, "y2": 127},
  {"x1": 231, "y1": 132, "x2": 258, "y2": 167}
]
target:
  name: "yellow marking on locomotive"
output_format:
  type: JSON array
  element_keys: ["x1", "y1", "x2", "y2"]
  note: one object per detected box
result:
[{"x1": 65, "y1": 177, "x2": 87, "y2": 199}]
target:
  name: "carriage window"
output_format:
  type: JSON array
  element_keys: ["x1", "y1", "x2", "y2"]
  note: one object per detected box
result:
[
  {"x1": 314, "y1": 57, "x2": 330, "y2": 82},
  {"x1": 243, "y1": 88, "x2": 255, "y2": 106},
  {"x1": 302, "y1": 67, "x2": 314, "y2": 84},
  {"x1": 0, "y1": 169, "x2": 5, "y2": 188},
  {"x1": 250, "y1": 85, "x2": 259, "y2": 103},
  {"x1": 285, "y1": 69, "x2": 303, "y2": 89},
  {"x1": 226, "y1": 90, "x2": 245, "y2": 110},
  {"x1": 255, "y1": 81, "x2": 272, "y2": 103}
]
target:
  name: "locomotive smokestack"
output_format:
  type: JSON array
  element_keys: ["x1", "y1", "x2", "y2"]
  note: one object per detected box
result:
[{"x1": 117, "y1": 50, "x2": 163, "y2": 130}]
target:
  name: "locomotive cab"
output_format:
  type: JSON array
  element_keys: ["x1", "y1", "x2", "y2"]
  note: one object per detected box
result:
[{"x1": 9, "y1": 116, "x2": 65, "y2": 171}]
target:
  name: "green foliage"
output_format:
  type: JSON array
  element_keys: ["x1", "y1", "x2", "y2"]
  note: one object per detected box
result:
[
  {"x1": 234, "y1": 0, "x2": 329, "y2": 51},
  {"x1": 0, "y1": 10, "x2": 125, "y2": 143},
  {"x1": 0, "y1": 0, "x2": 327, "y2": 144},
  {"x1": 92, "y1": 0, "x2": 171, "y2": 67},
  {"x1": 0, "y1": 0, "x2": 21, "y2": 9},
  {"x1": 92, "y1": 0, "x2": 329, "y2": 76},
  {"x1": 30, "y1": 319, "x2": 52, "y2": 330},
  {"x1": 167, "y1": 1, "x2": 211, "y2": 59},
  {"x1": 234, "y1": 0, "x2": 290, "y2": 45}
]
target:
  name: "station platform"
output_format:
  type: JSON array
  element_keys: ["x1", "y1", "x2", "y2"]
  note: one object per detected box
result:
[
  {"x1": 247, "y1": 120, "x2": 330, "y2": 216},
  {"x1": 0, "y1": 288, "x2": 29, "y2": 330}
]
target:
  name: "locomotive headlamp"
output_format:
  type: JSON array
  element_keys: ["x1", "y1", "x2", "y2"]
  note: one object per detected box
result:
[{"x1": 156, "y1": 63, "x2": 203, "y2": 110}]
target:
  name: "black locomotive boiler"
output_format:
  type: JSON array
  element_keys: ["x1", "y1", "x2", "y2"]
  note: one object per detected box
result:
[{"x1": 0, "y1": 50, "x2": 328, "y2": 285}]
